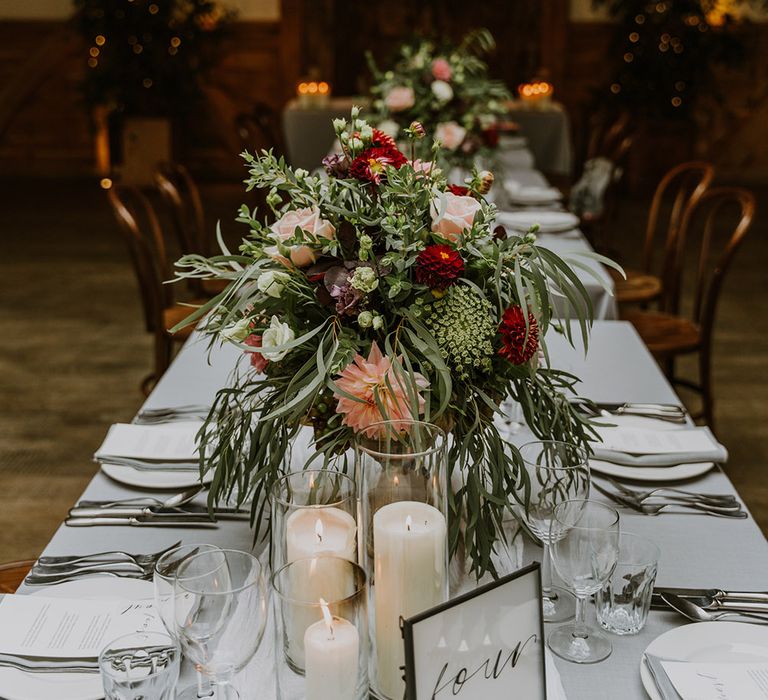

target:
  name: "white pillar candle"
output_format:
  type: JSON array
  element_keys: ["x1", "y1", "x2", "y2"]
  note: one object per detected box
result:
[
  {"x1": 304, "y1": 599, "x2": 359, "y2": 700},
  {"x1": 285, "y1": 507, "x2": 357, "y2": 668},
  {"x1": 373, "y1": 501, "x2": 447, "y2": 699}
]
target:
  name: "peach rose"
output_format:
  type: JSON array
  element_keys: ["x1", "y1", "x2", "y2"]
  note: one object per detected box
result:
[
  {"x1": 430, "y1": 192, "x2": 482, "y2": 242},
  {"x1": 269, "y1": 206, "x2": 335, "y2": 268},
  {"x1": 431, "y1": 58, "x2": 452, "y2": 81},
  {"x1": 435, "y1": 121, "x2": 467, "y2": 151},
  {"x1": 384, "y1": 86, "x2": 415, "y2": 113}
]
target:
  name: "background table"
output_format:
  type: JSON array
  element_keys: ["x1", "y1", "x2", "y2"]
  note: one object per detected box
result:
[
  {"x1": 19, "y1": 321, "x2": 768, "y2": 698},
  {"x1": 507, "y1": 102, "x2": 573, "y2": 176}
]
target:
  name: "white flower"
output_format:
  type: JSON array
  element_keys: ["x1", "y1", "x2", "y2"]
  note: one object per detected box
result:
[
  {"x1": 221, "y1": 317, "x2": 251, "y2": 343},
  {"x1": 377, "y1": 119, "x2": 400, "y2": 139},
  {"x1": 372, "y1": 315, "x2": 384, "y2": 331},
  {"x1": 294, "y1": 168, "x2": 309, "y2": 180},
  {"x1": 351, "y1": 105, "x2": 361, "y2": 118},
  {"x1": 360, "y1": 124, "x2": 373, "y2": 141},
  {"x1": 332, "y1": 118, "x2": 347, "y2": 132},
  {"x1": 357, "y1": 311, "x2": 373, "y2": 328},
  {"x1": 260, "y1": 316, "x2": 295, "y2": 361},
  {"x1": 257, "y1": 270, "x2": 290, "y2": 298},
  {"x1": 435, "y1": 121, "x2": 467, "y2": 150},
  {"x1": 431, "y1": 80, "x2": 454, "y2": 103}
]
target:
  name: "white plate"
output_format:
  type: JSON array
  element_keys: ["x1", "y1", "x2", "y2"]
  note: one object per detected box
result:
[
  {"x1": 641, "y1": 622, "x2": 768, "y2": 699},
  {"x1": 496, "y1": 210, "x2": 579, "y2": 234},
  {"x1": 505, "y1": 185, "x2": 563, "y2": 206},
  {"x1": 101, "y1": 462, "x2": 213, "y2": 489},
  {"x1": 589, "y1": 458, "x2": 715, "y2": 482},
  {"x1": 0, "y1": 579, "x2": 154, "y2": 700}
]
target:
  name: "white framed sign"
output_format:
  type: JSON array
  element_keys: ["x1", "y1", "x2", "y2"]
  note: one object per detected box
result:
[{"x1": 403, "y1": 563, "x2": 546, "y2": 700}]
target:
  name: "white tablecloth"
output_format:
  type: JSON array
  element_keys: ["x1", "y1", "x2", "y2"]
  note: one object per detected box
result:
[{"x1": 18, "y1": 321, "x2": 768, "y2": 699}]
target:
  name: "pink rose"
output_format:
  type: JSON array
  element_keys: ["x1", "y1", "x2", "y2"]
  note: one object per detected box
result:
[
  {"x1": 244, "y1": 334, "x2": 269, "y2": 373},
  {"x1": 431, "y1": 58, "x2": 452, "y2": 81},
  {"x1": 410, "y1": 159, "x2": 435, "y2": 177},
  {"x1": 435, "y1": 121, "x2": 467, "y2": 151},
  {"x1": 430, "y1": 192, "x2": 482, "y2": 242},
  {"x1": 384, "y1": 86, "x2": 415, "y2": 113},
  {"x1": 269, "y1": 206, "x2": 335, "y2": 268}
]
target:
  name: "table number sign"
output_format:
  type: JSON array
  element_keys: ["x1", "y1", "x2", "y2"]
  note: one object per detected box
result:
[{"x1": 403, "y1": 563, "x2": 546, "y2": 700}]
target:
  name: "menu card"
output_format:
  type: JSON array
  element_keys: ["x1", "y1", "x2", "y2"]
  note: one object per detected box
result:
[
  {"x1": 0, "y1": 595, "x2": 163, "y2": 659},
  {"x1": 594, "y1": 427, "x2": 720, "y2": 455},
  {"x1": 662, "y1": 661, "x2": 768, "y2": 699}
]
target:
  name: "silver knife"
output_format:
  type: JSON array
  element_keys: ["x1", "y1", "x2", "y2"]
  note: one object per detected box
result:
[
  {"x1": 68, "y1": 505, "x2": 249, "y2": 520},
  {"x1": 65, "y1": 516, "x2": 219, "y2": 528}
]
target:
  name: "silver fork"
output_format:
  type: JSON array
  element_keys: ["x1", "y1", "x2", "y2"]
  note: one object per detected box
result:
[
  {"x1": 604, "y1": 476, "x2": 738, "y2": 505},
  {"x1": 36, "y1": 540, "x2": 181, "y2": 569},
  {"x1": 24, "y1": 568, "x2": 156, "y2": 586}
]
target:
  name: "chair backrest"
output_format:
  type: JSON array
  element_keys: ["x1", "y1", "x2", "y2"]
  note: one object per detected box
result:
[
  {"x1": 236, "y1": 101, "x2": 286, "y2": 156},
  {"x1": 107, "y1": 185, "x2": 172, "y2": 333},
  {"x1": 585, "y1": 110, "x2": 633, "y2": 163},
  {"x1": 669, "y1": 187, "x2": 755, "y2": 341},
  {"x1": 155, "y1": 162, "x2": 207, "y2": 256},
  {"x1": 643, "y1": 161, "x2": 715, "y2": 281}
]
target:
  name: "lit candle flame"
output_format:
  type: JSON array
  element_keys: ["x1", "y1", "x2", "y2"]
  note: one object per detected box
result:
[
  {"x1": 406, "y1": 515, "x2": 412, "y2": 532},
  {"x1": 393, "y1": 475, "x2": 400, "y2": 487},
  {"x1": 320, "y1": 597, "x2": 334, "y2": 638},
  {"x1": 315, "y1": 518, "x2": 324, "y2": 544}
]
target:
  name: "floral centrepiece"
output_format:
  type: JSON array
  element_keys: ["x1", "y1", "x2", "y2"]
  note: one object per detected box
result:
[
  {"x1": 174, "y1": 109, "x2": 607, "y2": 578},
  {"x1": 367, "y1": 29, "x2": 512, "y2": 170}
]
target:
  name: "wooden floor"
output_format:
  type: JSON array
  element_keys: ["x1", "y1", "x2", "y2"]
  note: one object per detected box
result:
[{"x1": 0, "y1": 178, "x2": 766, "y2": 562}]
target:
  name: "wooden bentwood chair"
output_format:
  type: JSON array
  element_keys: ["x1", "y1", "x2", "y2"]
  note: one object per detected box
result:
[
  {"x1": 154, "y1": 163, "x2": 227, "y2": 298},
  {"x1": 107, "y1": 185, "x2": 206, "y2": 394},
  {"x1": 624, "y1": 187, "x2": 756, "y2": 430},
  {"x1": 613, "y1": 161, "x2": 715, "y2": 306}
]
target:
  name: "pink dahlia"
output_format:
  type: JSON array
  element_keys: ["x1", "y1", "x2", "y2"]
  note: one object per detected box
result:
[{"x1": 334, "y1": 343, "x2": 428, "y2": 438}]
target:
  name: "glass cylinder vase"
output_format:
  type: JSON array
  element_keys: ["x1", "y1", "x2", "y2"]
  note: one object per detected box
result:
[
  {"x1": 272, "y1": 556, "x2": 369, "y2": 700},
  {"x1": 355, "y1": 420, "x2": 449, "y2": 700},
  {"x1": 270, "y1": 469, "x2": 358, "y2": 573}
]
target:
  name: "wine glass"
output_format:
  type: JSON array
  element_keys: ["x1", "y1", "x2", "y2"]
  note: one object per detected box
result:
[
  {"x1": 514, "y1": 440, "x2": 590, "y2": 623},
  {"x1": 154, "y1": 543, "x2": 220, "y2": 700},
  {"x1": 174, "y1": 549, "x2": 269, "y2": 699},
  {"x1": 548, "y1": 499, "x2": 620, "y2": 664}
]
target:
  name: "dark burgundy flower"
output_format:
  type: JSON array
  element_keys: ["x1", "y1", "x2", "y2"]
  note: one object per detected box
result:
[
  {"x1": 481, "y1": 126, "x2": 500, "y2": 148},
  {"x1": 415, "y1": 245, "x2": 464, "y2": 291},
  {"x1": 322, "y1": 153, "x2": 350, "y2": 178},
  {"x1": 498, "y1": 306, "x2": 539, "y2": 365},
  {"x1": 349, "y1": 146, "x2": 407, "y2": 185},
  {"x1": 329, "y1": 283, "x2": 362, "y2": 316},
  {"x1": 447, "y1": 184, "x2": 470, "y2": 196}
]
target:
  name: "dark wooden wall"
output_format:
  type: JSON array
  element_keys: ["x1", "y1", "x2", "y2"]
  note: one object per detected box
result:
[{"x1": 1, "y1": 3, "x2": 766, "y2": 184}]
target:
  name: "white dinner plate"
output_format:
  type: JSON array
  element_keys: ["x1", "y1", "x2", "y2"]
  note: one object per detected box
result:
[
  {"x1": 505, "y1": 184, "x2": 563, "y2": 206},
  {"x1": 101, "y1": 462, "x2": 213, "y2": 489},
  {"x1": 0, "y1": 579, "x2": 154, "y2": 700},
  {"x1": 496, "y1": 210, "x2": 579, "y2": 234},
  {"x1": 589, "y1": 458, "x2": 715, "y2": 482},
  {"x1": 641, "y1": 622, "x2": 768, "y2": 699}
]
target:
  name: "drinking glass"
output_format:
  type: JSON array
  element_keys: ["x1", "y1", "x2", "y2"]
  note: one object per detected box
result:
[
  {"x1": 175, "y1": 549, "x2": 269, "y2": 699},
  {"x1": 154, "y1": 542, "x2": 220, "y2": 700},
  {"x1": 513, "y1": 440, "x2": 590, "y2": 623},
  {"x1": 595, "y1": 532, "x2": 660, "y2": 635},
  {"x1": 99, "y1": 631, "x2": 180, "y2": 700},
  {"x1": 548, "y1": 499, "x2": 620, "y2": 664}
]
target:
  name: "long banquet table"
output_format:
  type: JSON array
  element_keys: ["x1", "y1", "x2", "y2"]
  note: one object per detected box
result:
[{"x1": 20, "y1": 320, "x2": 768, "y2": 699}]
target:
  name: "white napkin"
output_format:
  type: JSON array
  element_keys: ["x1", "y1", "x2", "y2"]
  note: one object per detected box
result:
[
  {"x1": 645, "y1": 654, "x2": 683, "y2": 699},
  {"x1": 592, "y1": 426, "x2": 728, "y2": 467},
  {"x1": 94, "y1": 422, "x2": 203, "y2": 469}
]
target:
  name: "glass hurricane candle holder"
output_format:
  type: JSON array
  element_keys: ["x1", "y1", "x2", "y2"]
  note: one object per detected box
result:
[
  {"x1": 272, "y1": 556, "x2": 368, "y2": 700},
  {"x1": 270, "y1": 469, "x2": 358, "y2": 573},
  {"x1": 355, "y1": 420, "x2": 449, "y2": 700}
]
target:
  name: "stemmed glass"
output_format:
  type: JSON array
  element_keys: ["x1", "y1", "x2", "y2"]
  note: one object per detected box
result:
[
  {"x1": 548, "y1": 499, "x2": 620, "y2": 664},
  {"x1": 174, "y1": 549, "x2": 269, "y2": 699},
  {"x1": 514, "y1": 441, "x2": 590, "y2": 623},
  {"x1": 154, "y1": 543, "x2": 220, "y2": 700}
]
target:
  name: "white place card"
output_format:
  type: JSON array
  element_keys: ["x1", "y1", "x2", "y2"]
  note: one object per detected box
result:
[
  {"x1": 594, "y1": 427, "x2": 721, "y2": 456},
  {"x1": 94, "y1": 422, "x2": 203, "y2": 462},
  {"x1": 0, "y1": 595, "x2": 163, "y2": 659},
  {"x1": 662, "y1": 661, "x2": 768, "y2": 699}
]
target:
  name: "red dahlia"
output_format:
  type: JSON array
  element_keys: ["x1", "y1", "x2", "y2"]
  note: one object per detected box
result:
[
  {"x1": 447, "y1": 184, "x2": 470, "y2": 196},
  {"x1": 371, "y1": 128, "x2": 398, "y2": 149},
  {"x1": 415, "y1": 245, "x2": 464, "y2": 291},
  {"x1": 498, "y1": 306, "x2": 539, "y2": 365},
  {"x1": 349, "y1": 146, "x2": 407, "y2": 184}
]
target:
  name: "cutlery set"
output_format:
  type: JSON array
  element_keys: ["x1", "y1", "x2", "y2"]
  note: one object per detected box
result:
[
  {"x1": 593, "y1": 478, "x2": 747, "y2": 518},
  {"x1": 652, "y1": 588, "x2": 768, "y2": 624},
  {"x1": 133, "y1": 404, "x2": 210, "y2": 425},
  {"x1": 63, "y1": 487, "x2": 250, "y2": 528},
  {"x1": 24, "y1": 541, "x2": 182, "y2": 586},
  {"x1": 572, "y1": 399, "x2": 688, "y2": 424}
]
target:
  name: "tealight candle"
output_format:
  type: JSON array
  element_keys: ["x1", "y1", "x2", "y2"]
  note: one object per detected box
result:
[
  {"x1": 304, "y1": 598, "x2": 359, "y2": 700},
  {"x1": 373, "y1": 501, "x2": 447, "y2": 699},
  {"x1": 296, "y1": 80, "x2": 331, "y2": 108}
]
